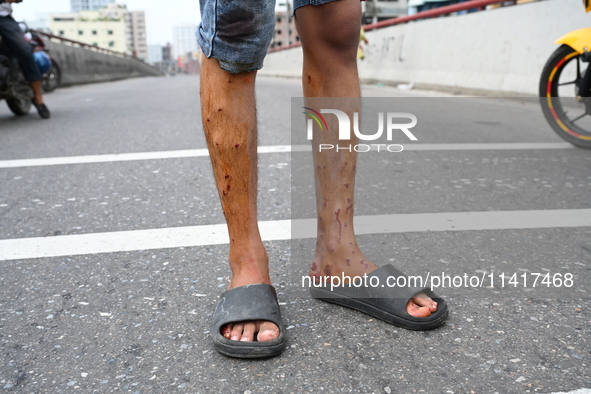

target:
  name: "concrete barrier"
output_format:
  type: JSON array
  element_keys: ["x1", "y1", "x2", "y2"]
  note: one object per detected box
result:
[
  {"x1": 259, "y1": 0, "x2": 591, "y2": 96},
  {"x1": 44, "y1": 40, "x2": 162, "y2": 87}
]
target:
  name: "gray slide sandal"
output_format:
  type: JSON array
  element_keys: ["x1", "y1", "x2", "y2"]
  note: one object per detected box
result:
[
  {"x1": 211, "y1": 284, "x2": 287, "y2": 358},
  {"x1": 310, "y1": 264, "x2": 448, "y2": 330}
]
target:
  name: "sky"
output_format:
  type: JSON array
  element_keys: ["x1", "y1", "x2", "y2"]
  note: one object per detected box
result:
[{"x1": 10, "y1": 0, "x2": 202, "y2": 46}]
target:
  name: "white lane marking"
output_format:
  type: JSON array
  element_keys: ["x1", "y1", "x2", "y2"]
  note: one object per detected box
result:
[
  {"x1": 550, "y1": 390, "x2": 591, "y2": 394},
  {"x1": 0, "y1": 143, "x2": 574, "y2": 169},
  {"x1": 1, "y1": 209, "x2": 589, "y2": 261}
]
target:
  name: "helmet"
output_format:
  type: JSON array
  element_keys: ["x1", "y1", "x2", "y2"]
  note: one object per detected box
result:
[
  {"x1": 34, "y1": 51, "x2": 51, "y2": 74},
  {"x1": 586, "y1": 0, "x2": 591, "y2": 12}
]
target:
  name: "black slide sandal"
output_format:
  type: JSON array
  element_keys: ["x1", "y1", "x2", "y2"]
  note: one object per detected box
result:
[
  {"x1": 310, "y1": 264, "x2": 449, "y2": 330},
  {"x1": 211, "y1": 284, "x2": 287, "y2": 358}
]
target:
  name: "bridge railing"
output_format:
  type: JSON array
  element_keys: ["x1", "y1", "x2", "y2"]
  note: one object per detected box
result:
[
  {"x1": 268, "y1": 0, "x2": 523, "y2": 53},
  {"x1": 32, "y1": 30, "x2": 134, "y2": 60}
]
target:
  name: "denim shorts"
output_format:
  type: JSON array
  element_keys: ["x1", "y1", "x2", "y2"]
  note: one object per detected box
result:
[{"x1": 196, "y1": 0, "x2": 340, "y2": 74}]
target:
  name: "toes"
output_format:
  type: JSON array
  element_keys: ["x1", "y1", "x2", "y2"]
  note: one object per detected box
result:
[
  {"x1": 257, "y1": 321, "x2": 280, "y2": 342},
  {"x1": 240, "y1": 322, "x2": 256, "y2": 342},
  {"x1": 230, "y1": 323, "x2": 244, "y2": 341},
  {"x1": 406, "y1": 299, "x2": 432, "y2": 318},
  {"x1": 412, "y1": 292, "x2": 438, "y2": 312},
  {"x1": 222, "y1": 324, "x2": 232, "y2": 339},
  {"x1": 225, "y1": 320, "x2": 280, "y2": 342}
]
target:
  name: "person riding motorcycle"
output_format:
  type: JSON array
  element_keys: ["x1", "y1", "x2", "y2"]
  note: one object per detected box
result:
[{"x1": 0, "y1": 0, "x2": 50, "y2": 118}]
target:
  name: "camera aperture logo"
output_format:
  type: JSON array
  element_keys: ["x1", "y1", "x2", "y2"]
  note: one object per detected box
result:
[{"x1": 303, "y1": 107, "x2": 418, "y2": 152}]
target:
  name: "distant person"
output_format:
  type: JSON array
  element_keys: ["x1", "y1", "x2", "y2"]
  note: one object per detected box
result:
[{"x1": 0, "y1": 0, "x2": 50, "y2": 119}]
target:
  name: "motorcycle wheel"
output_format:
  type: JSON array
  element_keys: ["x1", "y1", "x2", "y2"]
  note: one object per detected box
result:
[
  {"x1": 6, "y1": 96, "x2": 31, "y2": 116},
  {"x1": 539, "y1": 44, "x2": 591, "y2": 148},
  {"x1": 42, "y1": 63, "x2": 60, "y2": 93}
]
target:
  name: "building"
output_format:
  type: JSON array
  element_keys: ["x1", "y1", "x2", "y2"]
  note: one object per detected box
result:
[
  {"x1": 172, "y1": 25, "x2": 199, "y2": 60},
  {"x1": 270, "y1": 1, "x2": 298, "y2": 50},
  {"x1": 50, "y1": 9, "x2": 128, "y2": 53},
  {"x1": 150, "y1": 43, "x2": 178, "y2": 74},
  {"x1": 148, "y1": 44, "x2": 163, "y2": 64},
  {"x1": 162, "y1": 43, "x2": 172, "y2": 62},
  {"x1": 128, "y1": 11, "x2": 147, "y2": 60},
  {"x1": 70, "y1": 0, "x2": 112, "y2": 12},
  {"x1": 50, "y1": 3, "x2": 148, "y2": 59}
]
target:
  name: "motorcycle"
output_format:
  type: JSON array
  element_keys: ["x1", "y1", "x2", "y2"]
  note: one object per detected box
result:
[
  {"x1": 539, "y1": 0, "x2": 591, "y2": 148},
  {"x1": 0, "y1": 22, "x2": 58, "y2": 117},
  {"x1": 0, "y1": 25, "x2": 33, "y2": 116}
]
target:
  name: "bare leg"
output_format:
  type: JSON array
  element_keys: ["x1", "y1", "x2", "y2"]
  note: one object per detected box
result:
[
  {"x1": 295, "y1": 0, "x2": 437, "y2": 317},
  {"x1": 30, "y1": 80, "x2": 44, "y2": 105},
  {"x1": 200, "y1": 56, "x2": 279, "y2": 341}
]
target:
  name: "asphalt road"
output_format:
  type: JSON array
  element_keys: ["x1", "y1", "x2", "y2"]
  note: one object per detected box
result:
[{"x1": 0, "y1": 75, "x2": 590, "y2": 393}]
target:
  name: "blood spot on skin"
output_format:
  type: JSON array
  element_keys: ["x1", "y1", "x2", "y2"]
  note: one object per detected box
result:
[
  {"x1": 351, "y1": 251, "x2": 355, "y2": 254},
  {"x1": 235, "y1": 144, "x2": 240, "y2": 148},
  {"x1": 318, "y1": 215, "x2": 323, "y2": 222},
  {"x1": 345, "y1": 204, "x2": 353, "y2": 214},
  {"x1": 226, "y1": 185, "x2": 231, "y2": 190},
  {"x1": 359, "y1": 260, "x2": 365, "y2": 265},
  {"x1": 244, "y1": 79, "x2": 250, "y2": 84},
  {"x1": 222, "y1": 191, "x2": 227, "y2": 196},
  {"x1": 347, "y1": 199, "x2": 351, "y2": 203},
  {"x1": 329, "y1": 248, "x2": 335, "y2": 253},
  {"x1": 228, "y1": 80, "x2": 232, "y2": 83},
  {"x1": 344, "y1": 223, "x2": 347, "y2": 227},
  {"x1": 317, "y1": 166, "x2": 321, "y2": 170},
  {"x1": 344, "y1": 183, "x2": 350, "y2": 189},
  {"x1": 218, "y1": 108, "x2": 223, "y2": 112},
  {"x1": 324, "y1": 265, "x2": 331, "y2": 276},
  {"x1": 232, "y1": 239, "x2": 235, "y2": 242},
  {"x1": 335, "y1": 209, "x2": 342, "y2": 240},
  {"x1": 346, "y1": 259, "x2": 350, "y2": 266},
  {"x1": 310, "y1": 262, "x2": 318, "y2": 271},
  {"x1": 308, "y1": 75, "x2": 311, "y2": 84},
  {"x1": 349, "y1": 242, "x2": 353, "y2": 245},
  {"x1": 224, "y1": 174, "x2": 229, "y2": 179},
  {"x1": 207, "y1": 119, "x2": 210, "y2": 122},
  {"x1": 345, "y1": 162, "x2": 348, "y2": 166}
]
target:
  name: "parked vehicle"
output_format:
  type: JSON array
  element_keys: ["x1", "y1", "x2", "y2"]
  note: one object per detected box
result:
[{"x1": 539, "y1": 0, "x2": 591, "y2": 148}]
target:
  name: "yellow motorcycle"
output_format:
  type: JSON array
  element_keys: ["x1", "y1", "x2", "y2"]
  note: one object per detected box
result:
[{"x1": 539, "y1": 0, "x2": 591, "y2": 148}]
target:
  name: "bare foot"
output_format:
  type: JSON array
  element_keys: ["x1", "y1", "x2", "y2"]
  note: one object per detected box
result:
[
  {"x1": 310, "y1": 240, "x2": 437, "y2": 317},
  {"x1": 220, "y1": 255, "x2": 281, "y2": 342}
]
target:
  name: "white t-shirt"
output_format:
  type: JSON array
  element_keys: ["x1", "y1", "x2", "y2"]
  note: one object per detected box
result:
[{"x1": 0, "y1": 4, "x2": 13, "y2": 17}]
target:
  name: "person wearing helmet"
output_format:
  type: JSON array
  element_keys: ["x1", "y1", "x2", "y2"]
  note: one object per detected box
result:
[{"x1": 0, "y1": 0, "x2": 50, "y2": 119}]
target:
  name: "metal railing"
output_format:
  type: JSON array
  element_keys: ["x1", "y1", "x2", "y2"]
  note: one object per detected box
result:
[
  {"x1": 268, "y1": 0, "x2": 523, "y2": 53},
  {"x1": 32, "y1": 30, "x2": 135, "y2": 59},
  {"x1": 364, "y1": 0, "x2": 519, "y2": 31}
]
